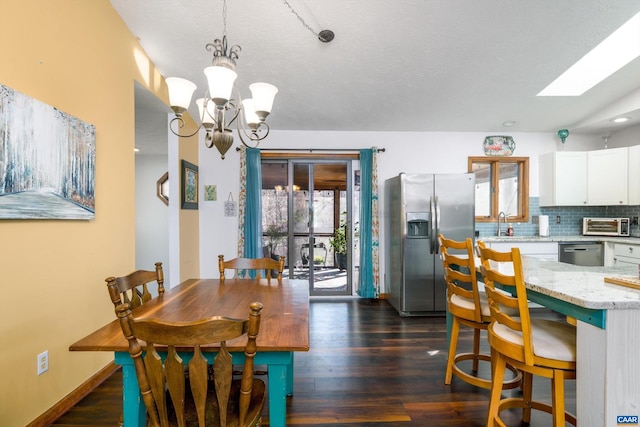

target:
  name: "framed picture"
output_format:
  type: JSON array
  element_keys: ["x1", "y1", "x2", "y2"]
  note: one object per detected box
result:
[
  {"x1": 204, "y1": 185, "x2": 217, "y2": 201},
  {"x1": 0, "y1": 84, "x2": 96, "y2": 220},
  {"x1": 181, "y1": 160, "x2": 198, "y2": 210}
]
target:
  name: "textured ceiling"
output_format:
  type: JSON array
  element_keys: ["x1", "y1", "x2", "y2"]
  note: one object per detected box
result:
[{"x1": 118, "y1": 1, "x2": 640, "y2": 155}]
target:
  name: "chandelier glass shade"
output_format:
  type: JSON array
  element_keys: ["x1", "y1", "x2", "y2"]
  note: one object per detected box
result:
[{"x1": 166, "y1": 35, "x2": 278, "y2": 159}]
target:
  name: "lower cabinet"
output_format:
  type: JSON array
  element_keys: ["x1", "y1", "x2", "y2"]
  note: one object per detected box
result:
[
  {"x1": 613, "y1": 243, "x2": 640, "y2": 267},
  {"x1": 487, "y1": 241, "x2": 559, "y2": 261}
]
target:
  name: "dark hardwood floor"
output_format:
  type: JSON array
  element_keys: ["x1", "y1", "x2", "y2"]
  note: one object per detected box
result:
[{"x1": 52, "y1": 298, "x2": 574, "y2": 426}]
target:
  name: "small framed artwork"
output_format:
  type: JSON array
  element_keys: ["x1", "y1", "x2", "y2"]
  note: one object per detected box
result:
[
  {"x1": 204, "y1": 185, "x2": 217, "y2": 201},
  {"x1": 181, "y1": 160, "x2": 198, "y2": 210}
]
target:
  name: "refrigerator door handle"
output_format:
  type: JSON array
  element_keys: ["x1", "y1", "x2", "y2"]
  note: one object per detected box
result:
[
  {"x1": 434, "y1": 196, "x2": 441, "y2": 254},
  {"x1": 430, "y1": 196, "x2": 437, "y2": 254}
]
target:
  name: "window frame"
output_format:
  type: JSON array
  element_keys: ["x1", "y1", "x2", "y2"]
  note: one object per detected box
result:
[{"x1": 468, "y1": 156, "x2": 529, "y2": 223}]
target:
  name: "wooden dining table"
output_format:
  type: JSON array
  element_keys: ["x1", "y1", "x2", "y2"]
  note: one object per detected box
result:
[{"x1": 70, "y1": 277, "x2": 310, "y2": 427}]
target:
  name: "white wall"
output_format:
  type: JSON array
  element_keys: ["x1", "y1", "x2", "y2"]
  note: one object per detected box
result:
[
  {"x1": 135, "y1": 154, "x2": 170, "y2": 286},
  {"x1": 197, "y1": 129, "x2": 605, "y2": 290},
  {"x1": 607, "y1": 123, "x2": 640, "y2": 148}
]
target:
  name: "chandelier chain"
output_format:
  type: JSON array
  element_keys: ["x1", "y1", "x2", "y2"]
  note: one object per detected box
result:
[
  {"x1": 282, "y1": 0, "x2": 319, "y2": 38},
  {"x1": 222, "y1": 0, "x2": 228, "y2": 38}
]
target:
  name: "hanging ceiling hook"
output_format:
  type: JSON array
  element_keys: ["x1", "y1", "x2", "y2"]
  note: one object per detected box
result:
[{"x1": 281, "y1": 0, "x2": 334, "y2": 43}]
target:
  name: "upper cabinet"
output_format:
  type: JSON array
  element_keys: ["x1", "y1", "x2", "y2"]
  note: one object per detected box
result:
[
  {"x1": 629, "y1": 145, "x2": 640, "y2": 205},
  {"x1": 587, "y1": 147, "x2": 628, "y2": 206},
  {"x1": 539, "y1": 151, "x2": 588, "y2": 206},
  {"x1": 540, "y1": 147, "x2": 630, "y2": 207}
]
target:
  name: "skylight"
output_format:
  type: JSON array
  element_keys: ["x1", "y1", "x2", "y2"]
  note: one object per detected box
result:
[{"x1": 537, "y1": 11, "x2": 640, "y2": 97}]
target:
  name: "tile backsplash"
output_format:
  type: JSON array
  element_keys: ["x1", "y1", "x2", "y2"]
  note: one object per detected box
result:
[{"x1": 476, "y1": 197, "x2": 640, "y2": 238}]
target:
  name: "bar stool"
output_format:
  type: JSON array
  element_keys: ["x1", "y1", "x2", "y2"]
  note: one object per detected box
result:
[
  {"x1": 477, "y1": 242, "x2": 577, "y2": 426},
  {"x1": 438, "y1": 234, "x2": 520, "y2": 390}
]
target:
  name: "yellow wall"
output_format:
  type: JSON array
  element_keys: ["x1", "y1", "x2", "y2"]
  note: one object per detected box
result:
[
  {"x1": 0, "y1": 1, "x2": 198, "y2": 424},
  {"x1": 178, "y1": 124, "x2": 201, "y2": 282}
]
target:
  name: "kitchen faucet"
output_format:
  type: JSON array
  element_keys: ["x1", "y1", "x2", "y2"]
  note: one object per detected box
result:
[{"x1": 497, "y1": 211, "x2": 508, "y2": 236}]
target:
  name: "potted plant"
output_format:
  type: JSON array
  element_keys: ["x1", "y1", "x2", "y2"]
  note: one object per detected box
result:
[
  {"x1": 329, "y1": 221, "x2": 348, "y2": 270},
  {"x1": 264, "y1": 223, "x2": 287, "y2": 256}
]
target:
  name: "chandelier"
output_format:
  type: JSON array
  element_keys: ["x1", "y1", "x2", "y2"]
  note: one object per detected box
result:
[{"x1": 166, "y1": 0, "x2": 278, "y2": 159}]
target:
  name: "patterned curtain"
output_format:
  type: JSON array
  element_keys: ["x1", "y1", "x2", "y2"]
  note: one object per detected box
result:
[
  {"x1": 357, "y1": 148, "x2": 380, "y2": 298},
  {"x1": 371, "y1": 148, "x2": 380, "y2": 297},
  {"x1": 237, "y1": 147, "x2": 247, "y2": 258}
]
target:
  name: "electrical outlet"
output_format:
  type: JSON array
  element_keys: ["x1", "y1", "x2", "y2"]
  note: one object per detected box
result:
[
  {"x1": 37, "y1": 351, "x2": 48, "y2": 375},
  {"x1": 556, "y1": 215, "x2": 561, "y2": 224},
  {"x1": 633, "y1": 216, "x2": 639, "y2": 226}
]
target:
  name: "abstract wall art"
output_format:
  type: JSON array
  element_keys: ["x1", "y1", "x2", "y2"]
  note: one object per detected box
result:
[{"x1": 0, "y1": 84, "x2": 96, "y2": 219}]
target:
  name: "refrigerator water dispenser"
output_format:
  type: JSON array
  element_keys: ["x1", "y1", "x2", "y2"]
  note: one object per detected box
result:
[{"x1": 406, "y1": 213, "x2": 430, "y2": 238}]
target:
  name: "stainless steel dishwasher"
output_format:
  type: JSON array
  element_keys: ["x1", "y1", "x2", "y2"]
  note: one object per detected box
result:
[{"x1": 558, "y1": 242, "x2": 604, "y2": 266}]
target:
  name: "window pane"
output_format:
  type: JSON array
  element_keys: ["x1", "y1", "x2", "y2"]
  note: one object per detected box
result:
[
  {"x1": 498, "y1": 162, "x2": 519, "y2": 216},
  {"x1": 469, "y1": 156, "x2": 529, "y2": 222},
  {"x1": 261, "y1": 162, "x2": 288, "y2": 258},
  {"x1": 293, "y1": 164, "x2": 310, "y2": 234},
  {"x1": 313, "y1": 190, "x2": 335, "y2": 234},
  {"x1": 472, "y1": 162, "x2": 492, "y2": 217}
]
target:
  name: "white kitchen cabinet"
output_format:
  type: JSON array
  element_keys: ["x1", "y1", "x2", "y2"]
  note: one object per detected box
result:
[
  {"x1": 539, "y1": 151, "x2": 588, "y2": 206},
  {"x1": 587, "y1": 147, "x2": 628, "y2": 206},
  {"x1": 487, "y1": 241, "x2": 559, "y2": 261},
  {"x1": 628, "y1": 145, "x2": 640, "y2": 205},
  {"x1": 613, "y1": 243, "x2": 640, "y2": 267}
]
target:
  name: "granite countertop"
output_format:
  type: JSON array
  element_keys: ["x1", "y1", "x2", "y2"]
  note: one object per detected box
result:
[
  {"x1": 520, "y1": 257, "x2": 640, "y2": 310},
  {"x1": 481, "y1": 235, "x2": 640, "y2": 244}
]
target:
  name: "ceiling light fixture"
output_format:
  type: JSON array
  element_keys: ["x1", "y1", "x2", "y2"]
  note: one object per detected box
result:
[
  {"x1": 502, "y1": 121, "x2": 516, "y2": 127},
  {"x1": 612, "y1": 117, "x2": 631, "y2": 123},
  {"x1": 166, "y1": 0, "x2": 278, "y2": 159}
]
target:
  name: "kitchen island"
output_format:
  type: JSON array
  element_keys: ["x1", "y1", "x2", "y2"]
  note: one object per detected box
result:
[{"x1": 509, "y1": 256, "x2": 640, "y2": 427}]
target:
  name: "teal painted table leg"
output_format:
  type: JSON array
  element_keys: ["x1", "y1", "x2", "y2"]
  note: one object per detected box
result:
[
  {"x1": 115, "y1": 352, "x2": 145, "y2": 427},
  {"x1": 286, "y1": 354, "x2": 294, "y2": 396},
  {"x1": 267, "y1": 362, "x2": 288, "y2": 427}
]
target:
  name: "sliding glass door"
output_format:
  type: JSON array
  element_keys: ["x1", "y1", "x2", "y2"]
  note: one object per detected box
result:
[{"x1": 262, "y1": 158, "x2": 354, "y2": 296}]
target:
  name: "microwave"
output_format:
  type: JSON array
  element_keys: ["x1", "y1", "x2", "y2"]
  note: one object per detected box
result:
[{"x1": 582, "y1": 217, "x2": 630, "y2": 236}]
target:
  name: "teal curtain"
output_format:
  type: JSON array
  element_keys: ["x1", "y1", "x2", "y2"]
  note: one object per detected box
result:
[
  {"x1": 244, "y1": 148, "x2": 263, "y2": 277},
  {"x1": 358, "y1": 149, "x2": 375, "y2": 297}
]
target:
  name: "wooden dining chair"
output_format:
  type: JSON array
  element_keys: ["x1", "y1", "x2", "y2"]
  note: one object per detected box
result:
[
  {"x1": 105, "y1": 262, "x2": 164, "y2": 310},
  {"x1": 477, "y1": 242, "x2": 577, "y2": 427},
  {"x1": 438, "y1": 234, "x2": 520, "y2": 390},
  {"x1": 114, "y1": 300, "x2": 266, "y2": 427},
  {"x1": 104, "y1": 262, "x2": 166, "y2": 426},
  {"x1": 218, "y1": 255, "x2": 286, "y2": 283}
]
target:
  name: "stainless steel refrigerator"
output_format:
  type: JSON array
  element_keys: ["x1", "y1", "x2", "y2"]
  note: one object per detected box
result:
[{"x1": 384, "y1": 173, "x2": 475, "y2": 316}]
